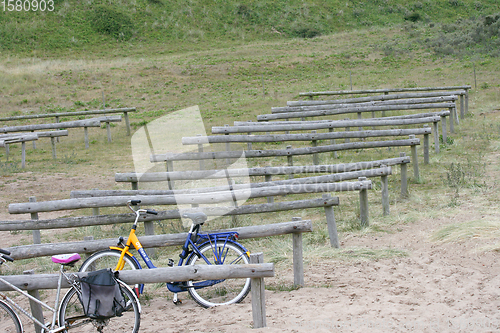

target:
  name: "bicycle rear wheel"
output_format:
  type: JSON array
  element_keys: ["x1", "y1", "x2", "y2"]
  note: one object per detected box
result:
[
  {"x1": 79, "y1": 249, "x2": 141, "y2": 296},
  {"x1": 58, "y1": 282, "x2": 140, "y2": 333},
  {"x1": 0, "y1": 300, "x2": 23, "y2": 333},
  {"x1": 186, "y1": 241, "x2": 251, "y2": 308}
]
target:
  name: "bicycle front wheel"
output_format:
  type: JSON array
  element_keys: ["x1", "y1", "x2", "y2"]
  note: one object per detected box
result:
[
  {"x1": 79, "y1": 249, "x2": 141, "y2": 295},
  {"x1": 58, "y1": 281, "x2": 140, "y2": 333},
  {"x1": 0, "y1": 300, "x2": 22, "y2": 333},
  {"x1": 186, "y1": 241, "x2": 251, "y2": 308}
]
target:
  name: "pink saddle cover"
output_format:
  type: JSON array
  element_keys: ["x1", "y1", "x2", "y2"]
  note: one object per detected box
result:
[{"x1": 51, "y1": 253, "x2": 81, "y2": 264}]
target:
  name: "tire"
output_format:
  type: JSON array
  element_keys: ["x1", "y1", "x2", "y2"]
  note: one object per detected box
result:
[
  {"x1": 186, "y1": 241, "x2": 251, "y2": 307},
  {"x1": 0, "y1": 300, "x2": 22, "y2": 333},
  {"x1": 79, "y1": 249, "x2": 141, "y2": 296},
  {"x1": 58, "y1": 281, "x2": 140, "y2": 333}
]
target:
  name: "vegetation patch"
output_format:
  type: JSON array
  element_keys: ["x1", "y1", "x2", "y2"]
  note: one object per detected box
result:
[{"x1": 89, "y1": 5, "x2": 135, "y2": 40}]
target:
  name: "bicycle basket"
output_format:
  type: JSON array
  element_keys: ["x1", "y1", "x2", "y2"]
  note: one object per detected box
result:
[{"x1": 79, "y1": 268, "x2": 126, "y2": 319}]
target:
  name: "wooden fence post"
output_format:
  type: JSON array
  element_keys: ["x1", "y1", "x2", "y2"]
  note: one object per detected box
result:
[
  {"x1": 5, "y1": 144, "x2": 9, "y2": 161},
  {"x1": 423, "y1": 125, "x2": 430, "y2": 165},
  {"x1": 329, "y1": 128, "x2": 338, "y2": 158},
  {"x1": 357, "y1": 112, "x2": 362, "y2": 131},
  {"x1": 291, "y1": 217, "x2": 304, "y2": 287},
  {"x1": 106, "y1": 122, "x2": 112, "y2": 143},
  {"x1": 51, "y1": 137, "x2": 57, "y2": 159},
  {"x1": 250, "y1": 252, "x2": 267, "y2": 329},
  {"x1": 441, "y1": 115, "x2": 447, "y2": 144},
  {"x1": 166, "y1": 160, "x2": 175, "y2": 190},
  {"x1": 24, "y1": 270, "x2": 44, "y2": 333},
  {"x1": 323, "y1": 194, "x2": 339, "y2": 248},
  {"x1": 197, "y1": 134, "x2": 205, "y2": 170},
  {"x1": 460, "y1": 94, "x2": 465, "y2": 119},
  {"x1": 84, "y1": 127, "x2": 89, "y2": 149},
  {"x1": 433, "y1": 121, "x2": 440, "y2": 154},
  {"x1": 449, "y1": 107, "x2": 455, "y2": 133},
  {"x1": 344, "y1": 118, "x2": 350, "y2": 143},
  {"x1": 311, "y1": 130, "x2": 319, "y2": 165},
  {"x1": 29, "y1": 197, "x2": 41, "y2": 244},
  {"x1": 381, "y1": 171, "x2": 389, "y2": 216},
  {"x1": 465, "y1": 89, "x2": 469, "y2": 114},
  {"x1": 454, "y1": 106, "x2": 459, "y2": 125},
  {"x1": 286, "y1": 145, "x2": 293, "y2": 179},
  {"x1": 400, "y1": 152, "x2": 408, "y2": 198},
  {"x1": 409, "y1": 135, "x2": 420, "y2": 182},
  {"x1": 124, "y1": 111, "x2": 131, "y2": 136},
  {"x1": 21, "y1": 141, "x2": 26, "y2": 169},
  {"x1": 358, "y1": 177, "x2": 369, "y2": 227}
]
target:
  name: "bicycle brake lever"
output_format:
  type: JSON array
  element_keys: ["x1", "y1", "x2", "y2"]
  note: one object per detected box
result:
[{"x1": 117, "y1": 236, "x2": 125, "y2": 246}]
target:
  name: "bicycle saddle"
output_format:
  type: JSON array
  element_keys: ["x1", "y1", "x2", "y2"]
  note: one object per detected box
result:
[
  {"x1": 182, "y1": 212, "x2": 208, "y2": 225},
  {"x1": 52, "y1": 253, "x2": 81, "y2": 266}
]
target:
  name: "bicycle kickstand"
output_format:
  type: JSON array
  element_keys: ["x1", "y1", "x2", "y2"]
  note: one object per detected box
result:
[{"x1": 173, "y1": 293, "x2": 182, "y2": 305}]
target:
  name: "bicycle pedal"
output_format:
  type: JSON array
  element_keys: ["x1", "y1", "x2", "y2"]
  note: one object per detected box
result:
[
  {"x1": 173, "y1": 299, "x2": 183, "y2": 305},
  {"x1": 168, "y1": 258, "x2": 175, "y2": 267}
]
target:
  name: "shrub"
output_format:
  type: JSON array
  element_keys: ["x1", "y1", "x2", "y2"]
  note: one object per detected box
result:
[
  {"x1": 89, "y1": 5, "x2": 134, "y2": 40},
  {"x1": 292, "y1": 27, "x2": 321, "y2": 39},
  {"x1": 404, "y1": 12, "x2": 421, "y2": 22}
]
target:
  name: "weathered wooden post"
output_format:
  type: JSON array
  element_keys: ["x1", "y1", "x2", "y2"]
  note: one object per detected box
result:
[
  {"x1": 465, "y1": 89, "x2": 469, "y2": 114},
  {"x1": 166, "y1": 160, "x2": 175, "y2": 190},
  {"x1": 441, "y1": 115, "x2": 448, "y2": 144},
  {"x1": 423, "y1": 125, "x2": 430, "y2": 165},
  {"x1": 224, "y1": 125, "x2": 231, "y2": 166},
  {"x1": 357, "y1": 112, "x2": 362, "y2": 131},
  {"x1": 433, "y1": 121, "x2": 440, "y2": 154},
  {"x1": 21, "y1": 141, "x2": 26, "y2": 169},
  {"x1": 5, "y1": 144, "x2": 9, "y2": 161},
  {"x1": 345, "y1": 118, "x2": 350, "y2": 143},
  {"x1": 311, "y1": 130, "x2": 319, "y2": 165},
  {"x1": 197, "y1": 134, "x2": 205, "y2": 170},
  {"x1": 381, "y1": 167, "x2": 389, "y2": 216},
  {"x1": 400, "y1": 152, "x2": 408, "y2": 198},
  {"x1": 124, "y1": 111, "x2": 131, "y2": 136},
  {"x1": 358, "y1": 177, "x2": 369, "y2": 227},
  {"x1": 286, "y1": 145, "x2": 293, "y2": 179},
  {"x1": 250, "y1": 252, "x2": 267, "y2": 329},
  {"x1": 409, "y1": 135, "x2": 420, "y2": 182},
  {"x1": 459, "y1": 94, "x2": 465, "y2": 119},
  {"x1": 84, "y1": 126, "x2": 89, "y2": 149},
  {"x1": 29, "y1": 196, "x2": 41, "y2": 244},
  {"x1": 454, "y1": 106, "x2": 459, "y2": 125},
  {"x1": 323, "y1": 194, "x2": 339, "y2": 248},
  {"x1": 449, "y1": 107, "x2": 455, "y2": 133},
  {"x1": 329, "y1": 128, "x2": 338, "y2": 158},
  {"x1": 51, "y1": 137, "x2": 57, "y2": 159},
  {"x1": 247, "y1": 132, "x2": 252, "y2": 150},
  {"x1": 292, "y1": 217, "x2": 304, "y2": 287},
  {"x1": 24, "y1": 270, "x2": 44, "y2": 333}
]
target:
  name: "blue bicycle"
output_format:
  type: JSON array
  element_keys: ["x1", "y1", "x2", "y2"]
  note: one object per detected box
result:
[{"x1": 79, "y1": 200, "x2": 251, "y2": 308}]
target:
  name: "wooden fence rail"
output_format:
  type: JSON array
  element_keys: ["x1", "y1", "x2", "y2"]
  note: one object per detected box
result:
[
  {"x1": 0, "y1": 107, "x2": 136, "y2": 136},
  {"x1": 0, "y1": 261, "x2": 273, "y2": 329},
  {"x1": 274, "y1": 95, "x2": 458, "y2": 113}
]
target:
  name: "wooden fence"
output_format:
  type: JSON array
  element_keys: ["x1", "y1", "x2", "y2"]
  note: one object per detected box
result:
[{"x1": 0, "y1": 107, "x2": 136, "y2": 136}]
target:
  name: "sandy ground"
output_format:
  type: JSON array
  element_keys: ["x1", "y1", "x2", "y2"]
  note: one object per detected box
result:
[{"x1": 1, "y1": 162, "x2": 500, "y2": 333}]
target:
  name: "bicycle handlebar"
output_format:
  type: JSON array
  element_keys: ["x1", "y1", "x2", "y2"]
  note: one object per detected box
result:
[
  {"x1": 1, "y1": 254, "x2": 14, "y2": 262},
  {"x1": 0, "y1": 248, "x2": 10, "y2": 255},
  {"x1": 146, "y1": 209, "x2": 158, "y2": 215}
]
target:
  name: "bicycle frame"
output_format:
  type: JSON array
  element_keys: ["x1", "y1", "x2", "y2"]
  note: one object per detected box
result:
[
  {"x1": 0, "y1": 264, "x2": 81, "y2": 333},
  {"x1": 113, "y1": 207, "x2": 250, "y2": 295}
]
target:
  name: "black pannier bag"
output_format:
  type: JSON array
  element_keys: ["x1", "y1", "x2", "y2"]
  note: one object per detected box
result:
[{"x1": 79, "y1": 268, "x2": 126, "y2": 319}]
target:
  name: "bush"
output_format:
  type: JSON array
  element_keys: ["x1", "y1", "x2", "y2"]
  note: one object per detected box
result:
[
  {"x1": 292, "y1": 27, "x2": 321, "y2": 39},
  {"x1": 89, "y1": 5, "x2": 134, "y2": 40},
  {"x1": 404, "y1": 12, "x2": 421, "y2": 22}
]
